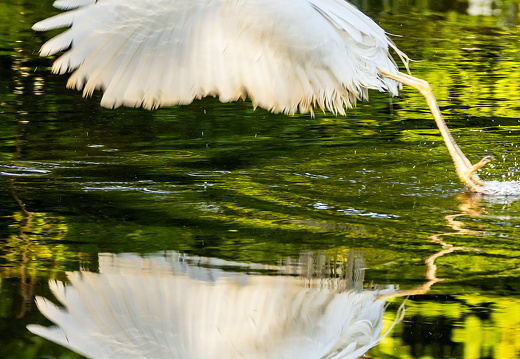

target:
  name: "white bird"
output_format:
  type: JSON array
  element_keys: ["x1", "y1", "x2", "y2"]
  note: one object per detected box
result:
[
  {"x1": 32, "y1": 0, "x2": 492, "y2": 192},
  {"x1": 27, "y1": 251, "x2": 404, "y2": 359}
]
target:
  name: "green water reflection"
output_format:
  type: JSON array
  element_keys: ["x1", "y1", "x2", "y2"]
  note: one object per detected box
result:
[{"x1": 1, "y1": 0, "x2": 520, "y2": 358}]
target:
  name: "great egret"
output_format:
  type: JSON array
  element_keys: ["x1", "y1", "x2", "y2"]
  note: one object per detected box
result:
[
  {"x1": 27, "y1": 251, "x2": 404, "y2": 359},
  {"x1": 32, "y1": 0, "x2": 493, "y2": 192}
]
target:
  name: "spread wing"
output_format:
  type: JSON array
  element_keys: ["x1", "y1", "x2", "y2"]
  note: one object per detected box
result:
[{"x1": 33, "y1": 0, "x2": 404, "y2": 114}]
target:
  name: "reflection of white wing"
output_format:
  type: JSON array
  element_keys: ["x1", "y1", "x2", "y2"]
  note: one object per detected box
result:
[
  {"x1": 467, "y1": 0, "x2": 494, "y2": 16},
  {"x1": 32, "y1": 0, "x2": 403, "y2": 113},
  {"x1": 28, "y1": 252, "x2": 399, "y2": 359}
]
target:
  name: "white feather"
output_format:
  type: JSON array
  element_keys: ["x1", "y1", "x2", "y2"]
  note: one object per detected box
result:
[
  {"x1": 53, "y1": 0, "x2": 96, "y2": 10},
  {"x1": 33, "y1": 0, "x2": 407, "y2": 113}
]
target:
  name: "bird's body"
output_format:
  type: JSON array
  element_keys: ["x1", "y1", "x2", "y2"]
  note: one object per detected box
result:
[
  {"x1": 33, "y1": 0, "x2": 404, "y2": 114},
  {"x1": 33, "y1": 0, "x2": 492, "y2": 191}
]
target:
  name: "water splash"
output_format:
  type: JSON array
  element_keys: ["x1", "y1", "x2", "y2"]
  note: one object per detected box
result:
[{"x1": 482, "y1": 180, "x2": 520, "y2": 196}]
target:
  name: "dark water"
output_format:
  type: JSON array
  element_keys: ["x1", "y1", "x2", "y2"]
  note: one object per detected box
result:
[{"x1": 1, "y1": 0, "x2": 520, "y2": 358}]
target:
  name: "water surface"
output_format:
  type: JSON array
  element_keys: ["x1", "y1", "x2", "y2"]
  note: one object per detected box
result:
[{"x1": 1, "y1": 0, "x2": 520, "y2": 358}]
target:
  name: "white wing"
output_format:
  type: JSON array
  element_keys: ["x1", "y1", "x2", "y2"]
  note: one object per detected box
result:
[{"x1": 33, "y1": 0, "x2": 404, "y2": 114}]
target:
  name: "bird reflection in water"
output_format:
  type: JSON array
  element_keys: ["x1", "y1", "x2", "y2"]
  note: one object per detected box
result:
[
  {"x1": 26, "y1": 193, "x2": 520, "y2": 358},
  {"x1": 28, "y1": 250, "x2": 404, "y2": 359}
]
